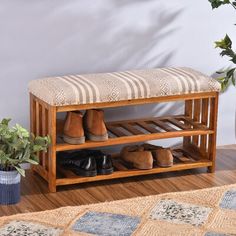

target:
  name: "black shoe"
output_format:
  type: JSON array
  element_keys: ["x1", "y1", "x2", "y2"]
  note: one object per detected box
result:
[
  {"x1": 58, "y1": 151, "x2": 97, "y2": 177},
  {"x1": 88, "y1": 150, "x2": 114, "y2": 175}
]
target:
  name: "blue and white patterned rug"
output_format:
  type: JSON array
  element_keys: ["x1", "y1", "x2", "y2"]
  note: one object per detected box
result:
[{"x1": 0, "y1": 184, "x2": 236, "y2": 236}]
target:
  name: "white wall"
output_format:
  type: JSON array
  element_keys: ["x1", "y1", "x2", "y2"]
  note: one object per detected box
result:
[{"x1": 0, "y1": 0, "x2": 235, "y2": 145}]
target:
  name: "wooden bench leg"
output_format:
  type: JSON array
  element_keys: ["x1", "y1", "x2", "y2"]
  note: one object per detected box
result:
[
  {"x1": 48, "y1": 149, "x2": 57, "y2": 192},
  {"x1": 208, "y1": 135, "x2": 216, "y2": 173},
  {"x1": 208, "y1": 95, "x2": 219, "y2": 173},
  {"x1": 30, "y1": 94, "x2": 36, "y2": 174},
  {"x1": 48, "y1": 106, "x2": 57, "y2": 193}
]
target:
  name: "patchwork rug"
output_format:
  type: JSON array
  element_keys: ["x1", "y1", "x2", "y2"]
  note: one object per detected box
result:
[{"x1": 1, "y1": 184, "x2": 236, "y2": 236}]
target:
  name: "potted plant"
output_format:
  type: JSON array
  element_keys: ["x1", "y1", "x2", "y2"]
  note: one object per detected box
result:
[{"x1": 0, "y1": 118, "x2": 50, "y2": 205}]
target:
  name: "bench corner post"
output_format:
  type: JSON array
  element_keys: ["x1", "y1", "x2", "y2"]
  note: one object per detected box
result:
[{"x1": 48, "y1": 105, "x2": 57, "y2": 192}]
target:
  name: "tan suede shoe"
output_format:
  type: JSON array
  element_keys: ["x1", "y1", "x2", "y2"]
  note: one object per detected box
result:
[
  {"x1": 155, "y1": 148, "x2": 173, "y2": 167},
  {"x1": 120, "y1": 145, "x2": 153, "y2": 170},
  {"x1": 142, "y1": 143, "x2": 173, "y2": 167},
  {"x1": 83, "y1": 109, "x2": 108, "y2": 141},
  {"x1": 63, "y1": 111, "x2": 85, "y2": 144}
]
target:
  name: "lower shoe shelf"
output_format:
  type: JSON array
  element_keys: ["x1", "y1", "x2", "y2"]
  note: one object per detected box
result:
[{"x1": 55, "y1": 145, "x2": 212, "y2": 186}]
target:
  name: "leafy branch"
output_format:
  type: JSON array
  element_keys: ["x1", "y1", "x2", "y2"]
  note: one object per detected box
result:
[
  {"x1": 208, "y1": 0, "x2": 236, "y2": 90},
  {"x1": 209, "y1": 0, "x2": 236, "y2": 9}
]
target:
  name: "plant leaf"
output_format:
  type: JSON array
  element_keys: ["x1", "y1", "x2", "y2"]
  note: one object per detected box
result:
[
  {"x1": 25, "y1": 158, "x2": 39, "y2": 165},
  {"x1": 215, "y1": 35, "x2": 232, "y2": 49},
  {"x1": 14, "y1": 166, "x2": 25, "y2": 177}
]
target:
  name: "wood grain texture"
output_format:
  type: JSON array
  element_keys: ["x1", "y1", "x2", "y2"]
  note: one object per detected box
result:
[
  {"x1": 192, "y1": 99, "x2": 201, "y2": 145},
  {"x1": 208, "y1": 95, "x2": 219, "y2": 172},
  {"x1": 1, "y1": 145, "x2": 236, "y2": 216},
  {"x1": 120, "y1": 123, "x2": 143, "y2": 135},
  {"x1": 41, "y1": 106, "x2": 46, "y2": 168},
  {"x1": 136, "y1": 121, "x2": 158, "y2": 133},
  {"x1": 200, "y1": 98, "x2": 209, "y2": 156},
  {"x1": 183, "y1": 100, "x2": 193, "y2": 147},
  {"x1": 48, "y1": 106, "x2": 57, "y2": 193},
  {"x1": 30, "y1": 94, "x2": 36, "y2": 172}
]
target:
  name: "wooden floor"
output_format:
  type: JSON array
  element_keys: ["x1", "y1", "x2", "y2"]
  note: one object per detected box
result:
[{"x1": 1, "y1": 145, "x2": 236, "y2": 216}]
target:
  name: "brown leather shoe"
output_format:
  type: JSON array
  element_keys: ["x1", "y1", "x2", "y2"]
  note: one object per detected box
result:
[
  {"x1": 83, "y1": 109, "x2": 108, "y2": 141},
  {"x1": 142, "y1": 143, "x2": 173, "y2": 167},
  {"x1": 120, "y1": 145, "x2": 153, "y2": 170},
  {"x1": 63, "y1": 111, "x2": 85, "y2": 144}
]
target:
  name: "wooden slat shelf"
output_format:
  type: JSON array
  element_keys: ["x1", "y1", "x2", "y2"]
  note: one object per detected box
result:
[
  {"x1": 56, "y1": 115, "x2": 213, "y2": 152},
  {"x1": 56, "y1": 147, "x2": 212, "y2": 186}
]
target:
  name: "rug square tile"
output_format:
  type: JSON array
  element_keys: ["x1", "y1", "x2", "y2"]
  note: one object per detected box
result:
[
  {"x1": 220, "y1": 189, "x2": 236, "y2": 210},
  {"x1": 150, "y1": 199, "x2": 212, "y2": 226},
  {"x1": 72, "y1": 211, "x2": 140, "y2": 236},
  {"x1": 0, "y1": 220, "x2": 62, "y2": 236},
  {"x1": 208, "y1": 209, "x2": 236, "y2": 234}
]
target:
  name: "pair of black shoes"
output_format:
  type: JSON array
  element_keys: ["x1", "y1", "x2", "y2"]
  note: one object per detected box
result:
[{"x1": 58, "y1": 150, "x2": 114, "y2": 177}]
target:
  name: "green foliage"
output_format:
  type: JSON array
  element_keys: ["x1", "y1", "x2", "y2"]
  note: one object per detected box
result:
[
  {"x1": 0, "y1": 119, "x2": 50, "y2": 177},
  {"x1": 217, "y1": 68, "x2": 236, "y2": 91},
  {"x1": 209, "y1": 0, "x2": 231, "y2": 9},
  {"x1": 208, "y1": 0, "x2": 236, "y2": 90}
]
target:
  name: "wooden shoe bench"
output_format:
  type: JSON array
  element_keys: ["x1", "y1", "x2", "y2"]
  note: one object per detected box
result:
[{"x1": 30, "y1": 91, "x2": 219, "y2": 193}]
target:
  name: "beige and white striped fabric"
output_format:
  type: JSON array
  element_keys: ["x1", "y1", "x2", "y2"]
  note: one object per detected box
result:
[{"x1": 28, "y1": 67, "x2": 221, "y2": 106}]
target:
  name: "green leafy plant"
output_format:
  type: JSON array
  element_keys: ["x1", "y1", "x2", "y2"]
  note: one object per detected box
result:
[
  {"x1": 0, "y1": 118, "x2": 50, "y2": 176},
  {"x1": 208, "y1": 0, "x2": 236, "y2": 90}
]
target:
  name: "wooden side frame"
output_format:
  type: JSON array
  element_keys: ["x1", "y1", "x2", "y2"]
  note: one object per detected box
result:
[
  {"x1": 30, "y1": 94, "x2": 57, "y2": 192},
  {"x1": 30, "y1": 92, "x2": 219, "y2": 192},
  {"x1": 183, "y1": 93, "x2": 219, "y2": 172}
]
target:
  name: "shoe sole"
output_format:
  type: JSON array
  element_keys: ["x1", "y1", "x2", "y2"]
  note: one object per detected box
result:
[
  {"x1": 61, "y1": 165, "x2": 97, "y2": 177},
  {"x1": 74, "y1": 169, "x2": 97, "y2": 177},
  {"x1": 97, "y1": 167, "x2": 114, "y2": 175},
  {"x1": 86, "y1": 132, "x2": 108, "y2": 142},
  {"x1": 63, "y1": 135, "x2": 85, "y2": 145},
  {"x1": 157, "y1": 163, "x2": 173, "y2": 168}
]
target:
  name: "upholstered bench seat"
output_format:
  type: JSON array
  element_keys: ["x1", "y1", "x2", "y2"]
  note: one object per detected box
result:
[{"x1": 28, "y1": 67, "x2": 220, "y2": 106}]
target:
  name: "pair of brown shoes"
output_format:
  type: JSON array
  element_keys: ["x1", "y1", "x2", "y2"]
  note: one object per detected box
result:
[
  {"x1": 121, "y1": 144, "x2": 173, "y2": 169},
  {"x1": 63, "y1": 109, "x2": 108, "y2": 144}
]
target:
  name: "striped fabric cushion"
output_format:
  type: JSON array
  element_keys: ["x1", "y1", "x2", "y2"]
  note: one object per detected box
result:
[{"x1": 28, "y1": 67, "x2": 221, "y2": 106}]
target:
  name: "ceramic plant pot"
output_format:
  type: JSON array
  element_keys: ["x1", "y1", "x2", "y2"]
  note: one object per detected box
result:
[{"x1": 0, "y1": 170, "x2": 21, "y2": 205}]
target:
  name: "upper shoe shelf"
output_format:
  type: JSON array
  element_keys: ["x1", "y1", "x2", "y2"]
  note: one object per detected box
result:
[{"x1": 56, "y1": 114, "x2": 213, "y2": 152}]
